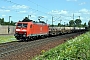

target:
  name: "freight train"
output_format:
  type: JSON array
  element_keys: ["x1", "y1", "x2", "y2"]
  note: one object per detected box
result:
[{"x1": 14, "y1": 17, "x2": 86, "y2": 41}]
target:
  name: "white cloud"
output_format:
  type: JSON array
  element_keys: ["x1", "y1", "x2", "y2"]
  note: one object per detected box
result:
[
  {"x1": 47, "y1": 9, "x2": 90, "y2": 24},
  {"x1": 0, "y1": 9, "x2": 10, "y2": 13},
  {"x1": 2, "y1": 15, "x2": 6, "y2": 17},
  {"x1": 11, "y1": 5, "x2": 29, "y2": 9},
  {"x1": 18, "y1": 10, "x2": 27, "y2": 13},
  {"x1": 79, "y1": 9, "x2": 88, "y2": 12},
  {"x1": 79, "y1": 8, "x2": 90, "y2": 14},
  {"x1": 74, "y1": 12, "x2": 81, "y2": 16},
  {"x1": 79, "y1": 2, "x2": 86, "y2": 5},
  {"x1": 48, "y1": 10, "x2": 68, "y2": 16},
  {"x1": 60, "y1": 10, "x2": 68, "y2": 14},
  {"x1": 5, "y1": 10, "x2": 10, "y2": 12},
  {"x1": 66, "y1": 0, "x2": 77, "y2": 2},
  {"x1": 1, "y1": 6, "x2": 6, "y2": 9}
]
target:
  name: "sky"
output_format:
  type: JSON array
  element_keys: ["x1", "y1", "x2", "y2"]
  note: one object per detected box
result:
[{"x1": 0, "y1": 0, "x2": 90, "y2": 25}]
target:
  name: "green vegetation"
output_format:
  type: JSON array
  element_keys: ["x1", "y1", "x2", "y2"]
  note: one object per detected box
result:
[
  {"x1": 50, "y1": 18, "x2": 88, "y2": 27},
  {"x1": 0, "y1": 17, "x2": 89, "y2": 27},
  {"x1": 0, "y1": 35, "x2": 17, "y2": 43},
  {"x1": 0, "y1": 18, "x2": 16, "y2": 26},
  {"x1": 33, "y1": 32, "x2": 90, "y2": 60}
]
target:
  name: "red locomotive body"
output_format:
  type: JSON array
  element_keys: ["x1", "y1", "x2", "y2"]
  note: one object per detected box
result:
[{"x1": 14, "y1": 21, "x2": 49, "y2": 41}]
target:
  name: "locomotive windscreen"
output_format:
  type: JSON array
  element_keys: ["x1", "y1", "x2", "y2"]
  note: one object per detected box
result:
[{"x1": 17, "y1": 23, "x2": 27, "y2": 28}]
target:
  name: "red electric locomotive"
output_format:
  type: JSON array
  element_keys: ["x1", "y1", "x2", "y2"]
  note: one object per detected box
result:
[{"x1": 14, "y1": 17, "x2": 49, "y2": 41}]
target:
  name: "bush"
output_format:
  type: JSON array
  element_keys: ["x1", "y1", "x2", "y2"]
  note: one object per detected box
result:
[{"x1": 33, "y1": 32, "x2": 90, "y2": 60}]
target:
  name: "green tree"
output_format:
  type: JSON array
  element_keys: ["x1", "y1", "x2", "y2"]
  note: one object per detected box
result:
[
  {"x1": 66, "y1": 23, "x2": 69, "y2": 27},
  {"x1": 0, "y1": 18, "x2": 1, "y2": 25},
  {"x1": 4, "y1": 22, "x2": 9, "y2": 25},
  {"x1": 83, "y1": 22, "x2": 87, "y2": 27},
  {"x1": 10, "y1": 20, "x2": 15, "y2": 26},
  {"x1": 69, "y1": 20, "x2": 75, "y2": 27},
  {"x1": 88, "y1": 20, "x2": 90, "y2": 28},
  {"x1": 58, "y1": 23, "x2": 61, "y2": 27},
  {"x1": 75, "y1": 19, "x2": 82, "y2": 27},
  {"x1": 0, "y1": 18, "x2": 4, "y2": 25}
]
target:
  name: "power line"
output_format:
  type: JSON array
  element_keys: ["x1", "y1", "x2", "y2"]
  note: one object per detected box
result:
[
  {"x1": 0, "y1": 7, "x2": 37, "y2": 21},
  {"x1": 0, "y1": 7, "x2": 28, "y2": 14},
  {"x1": 3, "y1": 0, "x2": 20, "y2": 5},
  {"x1": 27, "y1": 0, "x2": 51, "y2": 11},
  {"x1": 1, "y1": 0, "x2": 63, "y2": 24},
  {"x1": 2, "y1": 0, "x2": 52, "y2": 16}
]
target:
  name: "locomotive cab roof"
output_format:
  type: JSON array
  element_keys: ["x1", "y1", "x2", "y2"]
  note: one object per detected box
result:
[{"x1": 18, "y1": 17, "x2": 47, "y2": 24}]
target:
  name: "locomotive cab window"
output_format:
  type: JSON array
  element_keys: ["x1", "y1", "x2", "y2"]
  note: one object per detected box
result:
[
  {"x1": 17, "y1": 23, "x2": 27, "y2": 28},
  {"x1": 23, "y1": 24, "x2": 27, "y2": 28},
  {"x1": 17, "y1": 23, "x2": 22, "y2": 27}
]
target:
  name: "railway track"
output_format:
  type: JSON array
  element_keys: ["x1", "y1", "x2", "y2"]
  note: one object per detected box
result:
[{"x1": 0, "y1": 32, "x2": 84, "y2": 59}]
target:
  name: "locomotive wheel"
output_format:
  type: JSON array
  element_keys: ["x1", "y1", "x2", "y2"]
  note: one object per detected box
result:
[
  {"x1": 41, "y1": 35, "x2": 45, "y2": 38},
  {"x1": 15, "y1": 37, "x2": 20, "y2": 40},
  {"x1": 25, "y1": 38, "x2": 29, "y2": 42},
  {"x1": 34, "y1": 36, "x2": 37, "y2": 40},
  {"x1": 30, "y1": 37, "x2": 33, "y2": 41}
]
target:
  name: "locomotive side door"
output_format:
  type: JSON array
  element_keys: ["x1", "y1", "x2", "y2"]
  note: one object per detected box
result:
[{"x1": 30, "y1": 24, "x2": 33, "y2": 35}]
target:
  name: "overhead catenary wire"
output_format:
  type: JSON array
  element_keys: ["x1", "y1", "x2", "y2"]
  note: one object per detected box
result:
[
  {"x1": 1, "y1": 0, "x2": 63, "y2": 18},
  {"x1": 1, "y1": 0, "x2": 65, "y2": 25},
  {"x1": 27, "y1": 0, "x2": 51, "y2": 11},
  {"x1": 2, "y1": 0, "x2": 53, "y2": 16},
  {"x1": 0, "y1": 7, "x2": 30, "y2": 15}
]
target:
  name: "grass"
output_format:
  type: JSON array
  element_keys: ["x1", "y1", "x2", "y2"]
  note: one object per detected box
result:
[
  {"x1": 33, "y1": 31, "x2": 90, "y2": 60},
  {"x1": 0, "y1": 35, "x2": 17, "y2": 43}
]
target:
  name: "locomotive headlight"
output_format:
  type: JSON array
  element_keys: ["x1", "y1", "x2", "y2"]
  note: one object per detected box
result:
[
  {"x1": 24, "y1": 33, "x2": 26, "y2": 35},
  {"x1": 24, "y1": 33, "x2": 26, "y2": 34},
  {"x1": 23, "y1": 33, "x2": 26, "y2": 37},
  {"x1": 23, "y1": 34, "x2": 26, "y2": 37}
]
